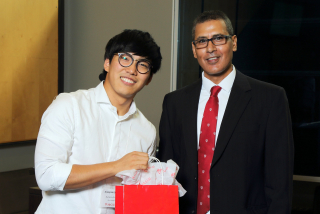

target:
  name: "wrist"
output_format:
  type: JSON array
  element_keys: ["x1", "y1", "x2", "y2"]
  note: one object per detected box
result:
[{"x1": 108, "y1": 160, "x2": 121, "y2": 176}]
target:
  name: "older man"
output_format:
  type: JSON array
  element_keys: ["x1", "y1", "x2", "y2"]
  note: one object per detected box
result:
[{"x1": 158, "y1": 10, "x2": 293, "y2": 214}]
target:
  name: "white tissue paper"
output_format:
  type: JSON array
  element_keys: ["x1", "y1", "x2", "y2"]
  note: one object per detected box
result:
[{"x1": 115, "y1": 159, "x2": 187, "y2": 197}]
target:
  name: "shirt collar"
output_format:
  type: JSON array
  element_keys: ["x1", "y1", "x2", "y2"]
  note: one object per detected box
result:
[
  {"x1": 95, "y1": 81, "x2": 111, "y2": 104},
  {"x1": 201, "y1": 65, "x2": 236, "y2": 94},
  {"x1": 95, "y1": 81, "x2": 137, "y2": 117}
]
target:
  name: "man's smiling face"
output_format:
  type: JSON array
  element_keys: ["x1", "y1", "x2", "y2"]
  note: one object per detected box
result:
[
  {"x1": 103, "y1": 53, "x2": 152, "y2": 101},
  {"x1": 192, "y1": 19, "x2": 237, "y2": 84}
]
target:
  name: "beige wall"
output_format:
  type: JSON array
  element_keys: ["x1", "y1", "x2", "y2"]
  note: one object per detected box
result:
[
  {"x1": 64, "y1": 0, "x2": 174, "y2": 144},
  {"x1": 0, "y1": 0, "x2": 174, "y2": 172}
]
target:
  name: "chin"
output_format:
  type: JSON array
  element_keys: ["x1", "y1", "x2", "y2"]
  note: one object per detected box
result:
[
  {"x1": 205, "y1": 69, "x2": 226, "y2": 77},
  {"x1": 208, "y1": 65, "x2": 232, "y2": 75}
]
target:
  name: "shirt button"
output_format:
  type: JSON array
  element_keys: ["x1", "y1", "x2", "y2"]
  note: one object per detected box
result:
[
  {"x1": 195, "y1": 177, "x2": 197, "y2": 180},
  {"x1": 192, "y1": 210, "x2": 195, "y2": 213}
]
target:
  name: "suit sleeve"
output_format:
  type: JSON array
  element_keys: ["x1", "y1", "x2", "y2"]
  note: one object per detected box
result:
[
  {"x1": 264, "y1": 88, "x2": 294, "y2": 213},
  {"x1": 157, "y1": 94, "x2": 175, "y2": 162}
]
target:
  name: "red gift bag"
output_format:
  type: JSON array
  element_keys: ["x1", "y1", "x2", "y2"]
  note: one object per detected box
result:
[{"x1": 115, "y1": 185, "x2": 179, "y2": 214}]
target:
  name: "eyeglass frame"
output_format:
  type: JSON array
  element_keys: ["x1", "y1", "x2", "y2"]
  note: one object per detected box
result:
[
  {"x1": 114, "y1": 52, "x2": 152, "y2": 74},
  {"x1": 192, "y1": 34, "x2": 233, "y2": 49}
]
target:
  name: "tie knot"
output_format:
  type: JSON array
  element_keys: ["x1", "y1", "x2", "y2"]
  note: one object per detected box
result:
[{"x1": 210, "y1": 86, "x2": 221, "y2": 97}]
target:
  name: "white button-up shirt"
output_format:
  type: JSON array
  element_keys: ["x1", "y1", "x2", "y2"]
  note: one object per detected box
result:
[
  {"x1": 197, "y1": 66, "x2": 236, "y2": 148},
  {"x1": 35, "y1": 82, "x2": 156, "y2": 214}
]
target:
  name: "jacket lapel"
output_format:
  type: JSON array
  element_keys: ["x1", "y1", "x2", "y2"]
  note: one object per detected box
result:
[
  {"x1": 183, "y1": 78, "x2": 202, "y2": 170},
  {"x1": 211, "y1": 70, "x2": 252, "y2": 168}
]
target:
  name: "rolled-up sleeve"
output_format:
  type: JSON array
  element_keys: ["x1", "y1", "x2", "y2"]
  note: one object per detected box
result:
[{"x1": 35, "y1": 93, "x2": 75, "y2": 191}]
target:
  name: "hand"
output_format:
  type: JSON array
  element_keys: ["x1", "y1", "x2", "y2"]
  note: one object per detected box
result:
[{"x1": 114, "y1": 151, "x2": 149, "y2": 173}]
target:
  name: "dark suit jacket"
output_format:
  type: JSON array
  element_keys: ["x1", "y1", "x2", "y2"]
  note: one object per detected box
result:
[{"x1": 157, "y1": 70, "x2": 294, "y2": 214}]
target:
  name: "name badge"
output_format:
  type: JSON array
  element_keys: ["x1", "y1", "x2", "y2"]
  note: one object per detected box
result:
[{"x1": 101, "y1": 185, "x2": 115, "y2": 208}]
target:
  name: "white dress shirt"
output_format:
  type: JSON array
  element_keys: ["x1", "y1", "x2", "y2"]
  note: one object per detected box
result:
[
  {"x1": 197, "y1": 66, "x2": 236, "y2": 148},
  {"x1": 34, "y1": 81, "x2": 156, "y2": 214}
]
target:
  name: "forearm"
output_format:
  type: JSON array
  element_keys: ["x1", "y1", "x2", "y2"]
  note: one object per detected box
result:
[
  {"x1": 64, "y1": 151, "x2": 149, "y2": 190},
  {"x1": 64, "y1": 161, "x2": 118, "y2": 189}
]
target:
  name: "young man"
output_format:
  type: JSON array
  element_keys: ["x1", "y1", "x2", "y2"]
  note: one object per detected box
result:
[
  {"x1": 158, "y1": 10, "x2": 293, "y2": 214},
  {"x1": 35, "y1": 29, "x2": 162, "y2": 214}
]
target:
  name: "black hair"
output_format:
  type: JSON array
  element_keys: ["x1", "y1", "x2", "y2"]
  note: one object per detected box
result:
[
  {"x1": 192, "y1": 10, "x2": 234, "y2": 40},
  {"x1": 99, "y1": 29, "x2": 162, "y2": 81}
]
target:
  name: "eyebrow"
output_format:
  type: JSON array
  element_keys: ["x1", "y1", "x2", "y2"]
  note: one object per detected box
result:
[
  {"x1": 131, "y1": 54, "x2": 148, "y2": 61},
  {"x1": 137, "y1": 59, "x2": 151, "y2": 64},
  {"x1": 133, "y1": 57, "x2": 151, "y2": 63},
  {"x1": 195, "y1": 34, "x2": 224, "y2": 40}
]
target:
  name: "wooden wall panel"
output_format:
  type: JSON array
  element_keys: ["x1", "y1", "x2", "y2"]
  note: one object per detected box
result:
[
  {"x1": 0, "y1": 57, "x2": 13, "y2": 143},
  {"x1": 0, "y1": 0, "x2": 58, "y2": 144}
]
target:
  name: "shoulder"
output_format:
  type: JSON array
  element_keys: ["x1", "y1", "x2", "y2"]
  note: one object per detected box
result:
[
  {"x1": 235, "y1": 71, "x2": 288, "y2": 110},
  {"x1": 164, "y1": 78, "x2": 202, "y2": 102},
  {"x1": 132, "y1": 109, "x2": 156, "y2": 143},
  {"x1": 42, "y1": 88, "x2": 95, "y2": 121},
  {"x1": 237, "y1": 70, "x2": 285, "y2": 95},
  {"x1": 134, "y1": 109, "x2": 156, "y2": 133},
  {"x1": 44, "y1": 93, "x2": 74, "y2": 119},
  {"x1": 49, "y1": 89, "x2": 91, "y2": 110}
]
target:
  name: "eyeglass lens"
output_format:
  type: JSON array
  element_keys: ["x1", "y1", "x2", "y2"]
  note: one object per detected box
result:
[
  {"x1": 118, "y1": 53, "x2": 150, "y2": 74},
  {"x1": 195, "y1": 35, "x2": 228, "y2": 48}
]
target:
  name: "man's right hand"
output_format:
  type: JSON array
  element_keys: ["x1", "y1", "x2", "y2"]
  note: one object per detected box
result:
[{"x1": 114, "y1": 151, "x2": 149, "y2": 173}]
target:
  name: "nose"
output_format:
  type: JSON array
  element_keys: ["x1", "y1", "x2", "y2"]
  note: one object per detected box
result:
[
  {"x1": 206, "y1": 39, "x2": 217, "y2": 53},
  {"x1": 126, "y1": 61, "x2": 138, "y2": 75}
]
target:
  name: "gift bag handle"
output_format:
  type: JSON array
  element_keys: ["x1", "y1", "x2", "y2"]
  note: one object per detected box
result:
[{"x1": 149, "y1": 157, "x2": 164, "y2": 185}]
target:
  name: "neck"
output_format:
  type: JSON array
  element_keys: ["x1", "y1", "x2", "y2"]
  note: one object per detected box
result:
[
  {"x1": 103, "y1": 81, "x2": 133, "y2": 116},
  {"x1": 205, "y1": 64, "x2": 233, "y2": 84}
]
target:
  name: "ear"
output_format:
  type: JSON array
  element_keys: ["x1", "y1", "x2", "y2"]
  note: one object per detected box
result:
[
  {"x1": 145, "y1": 73, "x2": 153, "y2": 85},
  {"x1": 232, "y1": 35, "x2": 237, "y2": 52},
  {"x1": 192, "y1": 42, "x2": 198, "y2": 58},
  {"x1": 104, "y1": 58, "x2": 110, "y2": 72}
]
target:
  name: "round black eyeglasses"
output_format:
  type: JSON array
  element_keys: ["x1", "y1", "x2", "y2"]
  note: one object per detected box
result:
[{"x1": 115, "y1": 53, "x2": 151, "y2": 74}]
